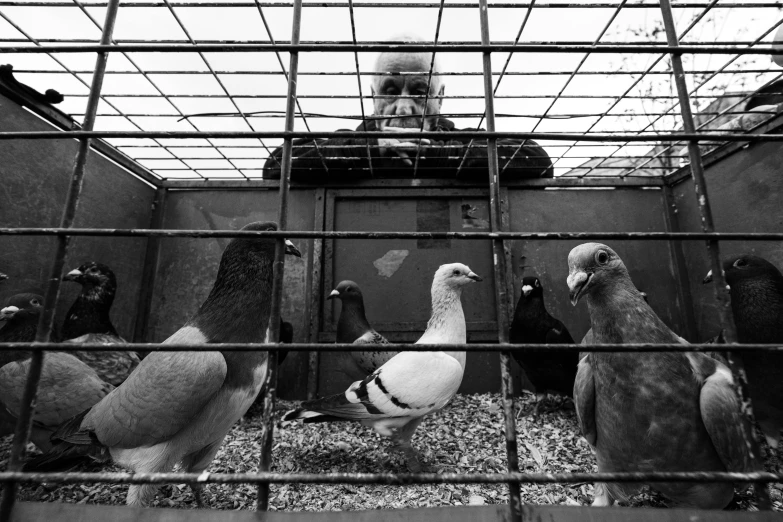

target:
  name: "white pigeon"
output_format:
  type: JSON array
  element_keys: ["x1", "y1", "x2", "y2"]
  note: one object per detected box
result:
[{"x1": 284, "y1": 262, "x2": 482, "y2": 471}]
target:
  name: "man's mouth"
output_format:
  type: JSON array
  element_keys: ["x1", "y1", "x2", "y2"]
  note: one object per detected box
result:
[{"x1": 385, "y1": 117, "x2": 424, "y2": 129}]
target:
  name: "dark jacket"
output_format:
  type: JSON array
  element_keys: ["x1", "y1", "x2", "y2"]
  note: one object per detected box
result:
[{"x1": 263, "y1": 118, "x2": 553, "y2": 181}]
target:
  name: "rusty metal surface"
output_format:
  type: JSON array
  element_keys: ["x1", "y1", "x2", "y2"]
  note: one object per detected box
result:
[
  {"x1": 671, "y1": 139, "x2": 783, "y2": 343},
  {"x1": 506, "y1": 187, "x2": 687, "y2": 351},
  {"x1": 0, "y1": 94, "x2": 155, "y2": 344}
]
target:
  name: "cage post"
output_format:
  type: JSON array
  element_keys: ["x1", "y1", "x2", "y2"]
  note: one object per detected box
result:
[
  {"x1": 658, "y1": 0, "x2": 771, "y2": 510},
  {"x1": 478, "y1": 0, "x2": 521, "y2": 519},
  {"x1": 0, "y1": 0, "x2": 121, "y2": 518},
  {"x1": 133, "y1": 187, "x2": 168, "y2": 343},
  {"x1": 256, "y1": 0, "x2": 303, "y2": 511}
]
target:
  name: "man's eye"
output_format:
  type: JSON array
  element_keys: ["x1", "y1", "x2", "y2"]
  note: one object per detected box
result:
[{"x1": 385, "y1": 87, "x2": 398, "y2": 95}]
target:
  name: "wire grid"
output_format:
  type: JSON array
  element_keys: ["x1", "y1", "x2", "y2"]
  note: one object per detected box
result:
[
  {"x1": 1, "y1": 1, "x2": 783, "y2": 179},
  {"x1": 0, "y1": 0, "x2": 782, "y2": 519}
]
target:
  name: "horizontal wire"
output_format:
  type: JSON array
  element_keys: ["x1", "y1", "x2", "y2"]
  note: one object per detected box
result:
[
  {"x1": 0, "y1": 342, "x2": 780, "y2": 353},
  {"x1": 2, "y1": 130, "x2": 783, "y2": 141},
  {"x1": 1, "y1": 471, "x2": 780, "y2": 486},
  {"x1": 0, "y1": 2, "x2": 778, "y2": 7},
  {"x1": 0, "y1": 228, "x2": 781, "y2": 240},
  {"x1": 3, "y1": 43, "x2": 783, "y2": 54}
]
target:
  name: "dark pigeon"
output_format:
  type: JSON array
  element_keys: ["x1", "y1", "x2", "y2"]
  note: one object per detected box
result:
[
  {"x1": 703, "y1": 254, "x2": 783, "y2": 454},
  {"x1": 329, "y1": 280, "x2": 395, "y2": 374},
  {"x1": 25, "y1": 223, "x2": 301, "y2": 508},
  {"x1": 61, "y1": 261, "x2": 139, "y2": 386},
  {"x1": 0, "y1": 294, "x2": 112, "y2": 451},
  {"x1": 568, "y1": 243, "x2": 759, "y2": 508},
  {"x1": 0, "y1": 64, "x2": 64, "y2": 104},
  {"x1": 509, "y1": 276, "x2": 577, "y2": 416}
]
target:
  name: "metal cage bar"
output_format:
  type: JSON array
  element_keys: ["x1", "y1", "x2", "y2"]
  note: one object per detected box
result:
[
  {"x1": 478, "y1": 1, "x2": 521, "y2": 519},
  {"x1": 658, "y1": 0, "x2": 772, "y2": 509},
  {"x1": 0, "y1": 0, "x2": 122, "y2": 518}
]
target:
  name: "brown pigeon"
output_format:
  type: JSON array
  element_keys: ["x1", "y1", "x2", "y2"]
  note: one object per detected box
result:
[
  {"x1": 568, "y1": 243, "x2": 759, "y2": 508},
  {"x1": 25, "y1": 222, "x2": 301, "y2": 508},
  {"x1": 329, "y1": 280, "x2": 395, "y2": 374},
  {"x1": 703, "y1": 254, "x2": 783, "y2": 455},
  {"x1": 0, "y1": 294, "x2": 113, "y2": 451}
]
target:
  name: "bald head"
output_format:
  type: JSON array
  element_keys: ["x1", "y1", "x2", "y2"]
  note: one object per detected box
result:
[{"x1": 371, "y1": 34, "x2": 445, "y2": 130}]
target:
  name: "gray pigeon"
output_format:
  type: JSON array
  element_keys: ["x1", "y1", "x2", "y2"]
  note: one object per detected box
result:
[
  {"x1": 329, "y1": 280, "x2": 395, "y2": 373},
  {"x1": 569, "y1": 243, "x2": 759, "y2": 508}
]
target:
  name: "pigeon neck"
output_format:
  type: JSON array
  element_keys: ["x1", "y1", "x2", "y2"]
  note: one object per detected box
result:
[
  {"x1": 585, "y1": 279, "x2": 657, "y2": 345},
  {"x1": 419, "y1": 284, "x2": 467, "y2": 367},
  {"x1": 514, "y1": 294, "x2": 545, "y2": 320},
  {"x1": 336, "y1": 298, "x2": 372, "y2": 343},
  {"x1": 63, "y1": 294, "x2": 117, "y2": 339},
  {"x1": 730, "y1": 278, "x2": 783, "y2": 342}
]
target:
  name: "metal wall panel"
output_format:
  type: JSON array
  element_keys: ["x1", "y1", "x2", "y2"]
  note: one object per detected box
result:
[
  {"x1": 0, "y1": 93, "x2": 155, "y2": 340},
  {"x1": 147, "y1": 188, "x2": 317, "y2": 399},
  {"x1": 671, "y1": 140, "x2": 783, "y2": 342},
  {"x1": 318, "y1": 189, "x2": 500, "y2": 396},
  {"x1": 507, "y1": 187, "x2": 685, "y2": 390}
]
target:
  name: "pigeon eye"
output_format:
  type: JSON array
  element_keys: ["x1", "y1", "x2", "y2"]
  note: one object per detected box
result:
[
  {"x1": 535, "y1": 280, "x2": 540, "y2": 287},
  {"x1": 596, "y1": 251, "x2": 609, "y2": 265},
  {"x1": 452, "y1": 269, "x2": 460, "y2": 276},
  {"x1": 31, "y1": 299, "x2": 39, "y2": 306},
  {"x1": 733, "y1": 258, "x2": 747, "y2": 268}
]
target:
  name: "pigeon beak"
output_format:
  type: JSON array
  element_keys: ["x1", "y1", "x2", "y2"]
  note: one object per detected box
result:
[
  {"x1": 466, "y1": 271, "x2": 482, "y2": 282},
  {"x1": 327, "y1": 289, "x2": 340, "y2": 300},
  {"x1": 0, "y1": 305, "x2": 19, "y2": 320},
  {"x1": 0, "y1": 273, "x2": 7, "y2": 282},
  {"x1": 63, "y1": 268, "x2": 83, "y2": 282},
  {"x1": 521, "y1": 284, "x2": 533, "y2": 297},
  {"x1": 702, "y1": 270, "x2": 713, "y2": 284},
  {"x1": 284, "y1": 239, "x2": 302, "y2": 258},
  {"x1": 567, "y1": 271, "x2": 591, "y2": 306}
]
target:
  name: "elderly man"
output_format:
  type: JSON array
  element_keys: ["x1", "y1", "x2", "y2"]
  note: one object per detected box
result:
[{"x1": 263, "y1": 35, "x2": 553, "y2": 180}]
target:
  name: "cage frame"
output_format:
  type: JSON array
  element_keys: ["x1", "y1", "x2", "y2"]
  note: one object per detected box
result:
[{"x1": 1, "y1": 0, "x2": 783, "y2": 520}]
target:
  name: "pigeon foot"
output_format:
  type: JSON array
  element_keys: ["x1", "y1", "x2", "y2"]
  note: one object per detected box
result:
[{"x1": 591, "y1": 482, "x2": 615, "y2": 507}]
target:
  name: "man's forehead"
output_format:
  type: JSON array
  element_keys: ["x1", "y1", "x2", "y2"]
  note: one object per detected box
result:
[{"x1": 375, "y1": 51, "x2": 434, "y2": 74}]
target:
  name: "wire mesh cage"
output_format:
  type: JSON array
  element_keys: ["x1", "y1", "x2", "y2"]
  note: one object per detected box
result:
[{"x1": 1, "y1": 0, "x2": 783, "y2": 520}]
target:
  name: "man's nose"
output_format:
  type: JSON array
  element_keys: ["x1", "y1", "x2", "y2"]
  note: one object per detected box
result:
[{"x1": 391, "y1": 97, "x2": 420, "y2": 116}]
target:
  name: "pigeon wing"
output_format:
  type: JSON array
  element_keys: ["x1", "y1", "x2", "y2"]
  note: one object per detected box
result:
[
  {"x1": 299, "y1": 352, "x2": 463, "y2": 420},
  {"x1": 83, "y1": 328, "x2": 227, "y2": 448},
  {"x1": 0, "y1": 353, "x2": 112, "y2": 428},
  {"x1": 698, "y1": 358, "x2": 761, "y2": 473},
  {"x1": 573, "y1": 354, "x2": 597, "y2": 447},
  {"x1": 353, "y1": 330, "x2": 389, "y2": 345},
  {"x1": 545, "y1": 323, "x2": 575, "y2": 344}
]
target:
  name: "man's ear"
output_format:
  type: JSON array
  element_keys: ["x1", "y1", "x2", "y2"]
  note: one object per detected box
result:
[{"x1": 436, "y1": 84, "x2": 445, "y2": 111}]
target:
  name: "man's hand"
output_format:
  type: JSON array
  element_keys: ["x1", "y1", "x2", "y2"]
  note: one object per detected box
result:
[{"x1": 377, "y1": 126, "x2": 431, "y2": 167}]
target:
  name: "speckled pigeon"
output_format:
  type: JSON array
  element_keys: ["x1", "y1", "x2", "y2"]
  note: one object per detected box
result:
[
  {"x1": 329, "y1": 280, "x2": 395, "y2": 373},
  {"x1": 704, "y1": 254, "x2": 783, "y2": 454},
  {"x1": 568, "y1": 243, "x2": 759, "y2": 508}
]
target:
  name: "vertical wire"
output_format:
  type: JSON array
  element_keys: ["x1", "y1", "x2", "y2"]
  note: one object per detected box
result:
[
  {"x1": 454, "y1": 0, "x2": 536, "y2": 178},
  {"x1": 0, "y1": 0, "x2": 121, "y2": 518},
  {"x1": 500, "y1": 0, "x2": 628, "y2": 176},
  {"x1": 256, "y1": 0, "x2": 302, "y2": 511},
  {"x1": 411, "y1": 0, "x2": 446, "y2": 177},
  {"x1": 658, "y1": 0, "x2": 771, "y2": 510},
  {"x1": 347, "y1": 0, "x2": 374, "y2": 177},
  {"x1": 253, "y1": 0, "x2": 330, "y2": 174},
  {"x1": 569, "y1": 0, "x2": 719, "y2": 178},
  {"x1": 618, "y1": 10, "x2": 782, "y2": 178},
  {"x1": 478, "y1": 0, "x2": 520, "y2": 519}
]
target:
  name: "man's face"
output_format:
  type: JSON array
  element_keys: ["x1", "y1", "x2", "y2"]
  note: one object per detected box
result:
[{"x1": 372, "y1": 52, "x2": 444, "y2": 131}]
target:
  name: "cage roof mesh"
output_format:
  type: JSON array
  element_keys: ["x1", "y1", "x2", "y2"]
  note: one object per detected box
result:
[{"x1": 2, "y1": 0, "x2": 782, "y2": 180}]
